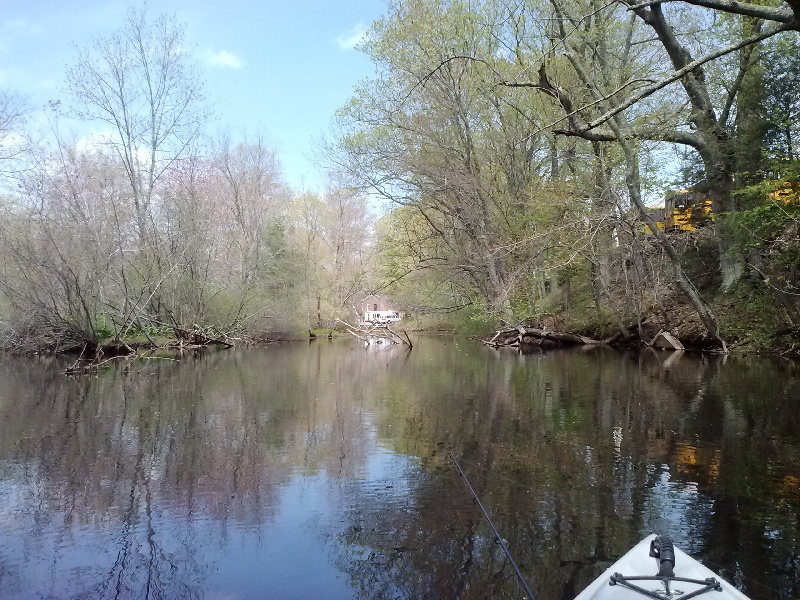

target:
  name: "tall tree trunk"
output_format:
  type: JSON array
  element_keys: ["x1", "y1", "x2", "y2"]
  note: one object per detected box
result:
[
  {"x1": 621, "y1": 139, "x2": 725, "y2": 347},
  {"x1": 632, "y1": 2, "x2": 748, "y2": 289},
  {"x1": 552, "y1": 28, "x2": 727, "y2": 346}
]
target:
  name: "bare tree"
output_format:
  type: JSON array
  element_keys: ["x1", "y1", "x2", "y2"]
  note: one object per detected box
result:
[
  {"x1": 320, "y1": 176, "x2": 375, "y2": 320},
  {"x1": 65, "y1": 6, "x2": 209, "y2": 247},
  {"x1": 0, "y1": 89, "x2": 29, "y2": 180},
  {"x1": 0, "y1": 143, "x2": 126, "y2": 350},
  {"x1": 213, "y1": 131, "x2": 287, "y2": 285}
]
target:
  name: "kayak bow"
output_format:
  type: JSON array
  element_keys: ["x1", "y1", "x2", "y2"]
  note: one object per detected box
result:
[{"x1": 575, "y1": 534, "x2": 751, "y2": 599}]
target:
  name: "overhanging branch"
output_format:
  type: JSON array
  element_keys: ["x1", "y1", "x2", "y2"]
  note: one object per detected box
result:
[
  {"x1": 626, "y1": 0, "x2": 799, "y2": 26},
  {"x1": 579, "y1": 21, "x2": 791, "y2": 133}
]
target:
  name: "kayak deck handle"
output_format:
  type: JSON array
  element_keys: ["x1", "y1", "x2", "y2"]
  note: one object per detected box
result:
[{"x1": 650, "y1": 535, "x2": 677, "y2": 578}]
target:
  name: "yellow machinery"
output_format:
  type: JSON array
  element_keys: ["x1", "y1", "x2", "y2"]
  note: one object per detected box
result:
[
  {"x1": 770, "y1": 181, "x2": 800, "y2": 203},
  {"x1": 645, "y1": 189, "x2": 713, "y2": 233},
  {"x1": 646, "y1": 181, "x2": 798, "y2": 234},
  {"x1": 664, "y1": 189, "x2": 714, "y2": 231}
]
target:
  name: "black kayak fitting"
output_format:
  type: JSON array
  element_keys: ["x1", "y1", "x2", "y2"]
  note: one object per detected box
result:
[{"x1": 650, "y1": 535, "x2": 676, "y2": 578}]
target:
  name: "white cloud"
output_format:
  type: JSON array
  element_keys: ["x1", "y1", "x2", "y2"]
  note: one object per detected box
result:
[
  {"x1": 201, "y1": 49, "x2": 245, "y2": 70},
  {"x1": 73, "y1": 130, "x2": 154, "y2": 165},
  {"x1": 335, "y1": 22, "x2": 368, "y2": 51},
  {"x1": 74, "y1": 129, "x2": 115, "y2": 153}
]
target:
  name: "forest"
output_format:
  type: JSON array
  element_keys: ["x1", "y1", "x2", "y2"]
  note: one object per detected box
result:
[{"x1": 1, "y1": 1, "x2": 799, "y2": 355}]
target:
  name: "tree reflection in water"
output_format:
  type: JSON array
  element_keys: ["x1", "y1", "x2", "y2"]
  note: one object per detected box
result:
[{"x1": 0, "y1": 341, "x2": 797, "y2": 599}]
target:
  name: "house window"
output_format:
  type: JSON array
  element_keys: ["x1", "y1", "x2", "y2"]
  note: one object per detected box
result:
[{"x1": 373, "y1": 303, "x2": 378, "y2": 311}]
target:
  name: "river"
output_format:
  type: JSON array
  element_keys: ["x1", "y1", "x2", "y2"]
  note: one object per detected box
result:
[{"x1": 0, "y1": 337, "x2": 798, "y2": 599}]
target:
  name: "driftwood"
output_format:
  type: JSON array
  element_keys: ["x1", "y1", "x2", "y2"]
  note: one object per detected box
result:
[
  {"x1": 62, "y1": 322, "x2": 235, "y2": 376},
  {"x1": 484, "y1": 326, "x2": 602, "y2": 349},
  {"x1": 170, "y1": 324, "x2": 235, "y2": 348}
]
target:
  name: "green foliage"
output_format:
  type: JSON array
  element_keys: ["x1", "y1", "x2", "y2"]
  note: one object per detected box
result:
[
  {"x1": 670, "y1": 148, "x2": 707, "y2": 191},
  {"x1": 94, "y1": 316, "x2": 116, "y2": 340},
  {"x1": 121, "y1": 322, "x2": 173, "y2": 339},
  {"x1": 458, "y1": 304, "x2": 497, "y2": 335},
  {"x1": 334, "y1": 0, "x2": 583, "y2": 321},
  {"x1": 724, "y1": 187, "x2": 800, "y2": 254},
  {"x1": 717, "y1": 282, "x2": 794, "y2": 351}
]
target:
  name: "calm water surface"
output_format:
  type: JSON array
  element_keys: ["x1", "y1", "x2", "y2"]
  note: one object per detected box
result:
[{"x1": 0, "y1": 337, "x2": 798, "y2": 599}]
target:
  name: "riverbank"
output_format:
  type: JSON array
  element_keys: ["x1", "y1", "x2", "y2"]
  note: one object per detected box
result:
[
  {"x1": 3, "y1": 281, "x2": 798, "y2": 359},
  {"x1": 543, "y1": 282, "x2": 800, "y2": 357}
]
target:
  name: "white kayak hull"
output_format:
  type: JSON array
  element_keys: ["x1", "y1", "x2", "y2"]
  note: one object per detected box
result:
[{"x1": 575, "y1": 534, "x2": 751, "y2": 599}]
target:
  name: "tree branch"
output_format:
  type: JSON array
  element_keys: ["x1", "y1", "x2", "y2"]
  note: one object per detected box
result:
[
  {"x1": 626, "y1": 0, "x2": 799, "y2": 26},
  {"x1": 580, "y1": 20, "x2": 791, "y2": 133}
]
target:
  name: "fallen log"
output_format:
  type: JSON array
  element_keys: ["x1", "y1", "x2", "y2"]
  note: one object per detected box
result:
[
  {"x1": 171, "y1": 324, "x2": 235, "y2": 348},
  {"x1": 484, "y1": 326, "x2": 602, "y2": 349},
  {"x1": 521, "y1": 328, "x2": 600, "y2": 345}
]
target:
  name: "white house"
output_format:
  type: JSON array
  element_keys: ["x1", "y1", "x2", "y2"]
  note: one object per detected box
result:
[{"x1": 356, "y1": 295, "x2": 402, "y2": 324}]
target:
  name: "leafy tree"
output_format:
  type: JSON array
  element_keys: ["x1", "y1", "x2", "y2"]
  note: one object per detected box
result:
[
  {"x1": 331, "y1": 0, "x2": 577, "y2": 319},
  {"x1": 289, "y1": 180, "x2": 374, "y2": 328}
]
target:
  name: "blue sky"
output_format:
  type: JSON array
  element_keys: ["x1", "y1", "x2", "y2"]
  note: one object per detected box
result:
[{"x1": 0, "y1": 0, "x2": 387, "y2": 192}]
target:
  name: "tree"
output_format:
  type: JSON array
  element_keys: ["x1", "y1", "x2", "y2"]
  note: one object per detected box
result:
[
  {"x1": 499, "y1": 0, "x2": 795, "y2": 289},
  {"x1": 291, "y1": 190, "x2": 328, "y2": 329},
  {"x1": 531, "y1": 0, "x2": 727, "y2": 342},
  {"x1": 375, "y1": 205, "x2": 476, "y2": 315},
  {"x1": 157, "y1": 134, "x2": 299, "y2": 333},
  {"x1": 331, "y1": 0, "x2": 573, "y2": 318},
  {"x1": 0, "y1": 143, "x2": 126, "y2": 350},
  {"x1": 668, "y1": 0, "x2": 799, "y2": 28},
  {"x1": 321, "y1": 176, "x2": 375, "y2": 318},
  {"x1": 763, "y1": 36, "x2": 800, "y2": 161},
  {"x1": 213, "y1": 131, "x2": 288, "y2": 286},
  {"x1": 0, "y1": 89, "x2": 29, "y2": 180},
  {"x1": 65, "y1": 6, "x2": 209, "y2": 247},
  {"x1": 289, "y1": 178, "x2": 374, "y2": 329},
  {"x1": 157, "y1": 153, "x2": 224, "y2": 325}
]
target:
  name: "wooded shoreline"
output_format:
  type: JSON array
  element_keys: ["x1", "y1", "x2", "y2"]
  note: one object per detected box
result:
[{"x1": 1, "y1": 4, "x2": 799, "y2": 364}]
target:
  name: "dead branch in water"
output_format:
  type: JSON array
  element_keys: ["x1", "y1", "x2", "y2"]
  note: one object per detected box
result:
[{"x1": 336, "y1": 319, "x2": 412, "y2": 348}]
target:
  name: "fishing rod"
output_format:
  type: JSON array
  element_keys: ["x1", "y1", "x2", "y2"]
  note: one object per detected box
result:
[{"x1": 450, "y1": 453, "x2": 536, "y2": 600}]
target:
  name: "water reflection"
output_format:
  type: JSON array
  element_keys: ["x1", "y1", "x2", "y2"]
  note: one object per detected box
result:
[{"x1": 0, "y1": 341, "x2": 798, "y2": 599}]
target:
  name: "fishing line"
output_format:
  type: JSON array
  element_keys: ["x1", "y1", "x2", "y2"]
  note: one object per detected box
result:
[
  {"x1": 450, "y1": 452, "x2": 788, "y2": 600},
  {"x1": 450, "y1": 452, "x2": 536, "y2": 600}
]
